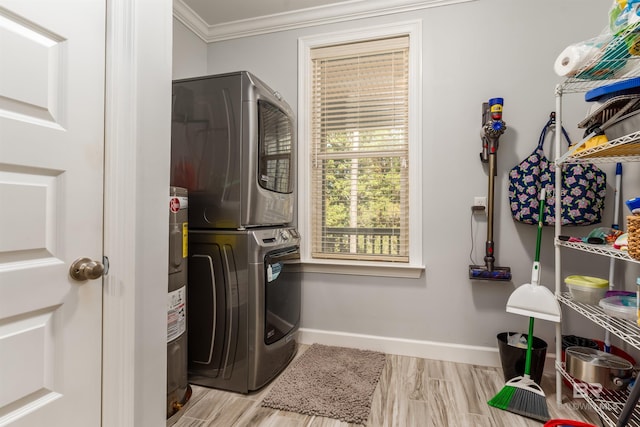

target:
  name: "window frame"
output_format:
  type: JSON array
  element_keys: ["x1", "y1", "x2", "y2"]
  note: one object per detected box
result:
[{"x1": 297, "y1": 21, "x2": 424, "y2": 278}]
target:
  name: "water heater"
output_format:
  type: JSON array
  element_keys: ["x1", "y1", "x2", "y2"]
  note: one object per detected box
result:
[{"x1": 167, "y1": 187, "x2": 191, "y2": 423}]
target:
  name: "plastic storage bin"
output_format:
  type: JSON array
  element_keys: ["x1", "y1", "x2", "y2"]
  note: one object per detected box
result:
[
  {"x1": 565, "y1": 275, "x2": 608, "y2": 304},
  {"x1": 599, "y1": 295, "x2": 637, "y2": 320},
  {"x1": 626, "y1": 197, "x2": 640, "y2": 214}
]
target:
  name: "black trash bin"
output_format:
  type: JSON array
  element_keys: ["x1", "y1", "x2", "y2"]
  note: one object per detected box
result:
[{"x1": 497, "y1": 332, "x2": 547, "y2": 385}]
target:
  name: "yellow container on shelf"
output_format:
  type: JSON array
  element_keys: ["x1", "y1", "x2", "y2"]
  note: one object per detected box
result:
[
  {"x1": 565, "y1": 275, "x2": 609, "y2": 304},
  {"x1": 572, "y1": 134, "x2": 608, "y2": 153}
]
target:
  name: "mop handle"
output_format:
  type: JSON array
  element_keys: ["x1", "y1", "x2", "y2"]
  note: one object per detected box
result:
[{"x1": 524, "y1": 317, "x2": 535, "y2": 377}]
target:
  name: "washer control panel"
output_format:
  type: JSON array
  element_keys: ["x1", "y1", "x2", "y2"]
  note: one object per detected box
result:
[{"x1": 256, "y1": 227, "x2": 300, "y2": 246}]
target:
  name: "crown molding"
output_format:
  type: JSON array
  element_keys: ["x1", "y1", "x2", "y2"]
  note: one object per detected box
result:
[
  {"x1": 173, "y1": 0, "x2": 210, "y2": 41},
  {"x1": 173, "y1": 0, "x2": 474, "y2": 43}
]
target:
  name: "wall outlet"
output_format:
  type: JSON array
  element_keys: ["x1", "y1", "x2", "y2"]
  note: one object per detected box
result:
[{"x1": 473, "y1": 196, "x2": 487, "y2": 210}]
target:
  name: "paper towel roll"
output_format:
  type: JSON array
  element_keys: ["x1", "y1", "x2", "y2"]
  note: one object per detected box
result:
[{"x1": 554, "y1": 44, "x2": 600, "y2": 77}]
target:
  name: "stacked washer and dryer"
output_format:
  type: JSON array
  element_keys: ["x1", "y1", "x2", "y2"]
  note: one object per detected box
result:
[{"x1": 170, "y1": 71, "x2": 301, "y2": 394}]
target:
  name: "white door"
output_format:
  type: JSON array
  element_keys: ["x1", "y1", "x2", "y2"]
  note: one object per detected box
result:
[{"x1": 0, "y1": 1, "x2": 105, "y2": 426}]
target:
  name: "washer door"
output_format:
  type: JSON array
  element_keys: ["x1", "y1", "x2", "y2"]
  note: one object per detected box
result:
[{"x1": 264, "y1": 246, "x2": 301, "y2": 344}]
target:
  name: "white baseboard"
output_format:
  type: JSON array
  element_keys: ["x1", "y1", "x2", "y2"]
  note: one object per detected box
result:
[{"x1": 298, "y1": 328, "x2": 558, "y2": 370}]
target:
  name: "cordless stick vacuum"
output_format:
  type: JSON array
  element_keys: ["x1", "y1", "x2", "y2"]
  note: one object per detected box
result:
[{"x1": 470, "y1": 98, "x2": 512, "y2": 281}]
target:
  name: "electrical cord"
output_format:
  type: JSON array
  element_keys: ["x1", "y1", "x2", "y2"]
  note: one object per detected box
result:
[
  {"x1": 469, "y1": 208, "x2": 478, "y2": 265},
  {"x1": 469, "y1": 209, "x2": 476, "y2": 265},
  {"x1": 469, "y1": 206, "x2": 486, "y2": 265}
]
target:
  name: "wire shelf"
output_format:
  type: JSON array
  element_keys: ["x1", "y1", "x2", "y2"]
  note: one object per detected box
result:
[
  {"x1": 559, "y1": 23, "x2": 640, "y2": 94},
  {"x1": 556, "y1": 131, "x2": 640, "y2": 164},
  {"x1": 554, "y1": 19, "x2": 640, "y2": 425},
  {"x1": 555, "y1": 129, "x2": 640, "y2": 164},
  {"x1": 561, "y1": 61, "x2": 640, "y2": 94},
  {"x1": 556, "y1": 361, "x2": 640, "y2": 427},
  {"x1": 558, "y1": 292, "x2": 640, "y2": 350},
  {"x1": 552, "y1": 27, "x2": 640, "y2": 165},
  {"x1": 556, "y1": 239, "x2": 640, "y2": 264}
]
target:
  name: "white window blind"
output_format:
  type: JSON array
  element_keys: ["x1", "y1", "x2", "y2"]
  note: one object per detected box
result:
[{"x1": 310, "y1": 35, "x2": 409, "y2": 262}]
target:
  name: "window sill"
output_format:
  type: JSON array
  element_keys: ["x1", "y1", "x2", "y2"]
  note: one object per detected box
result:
[{"x1": 294, "y1": 260, "x2": 425, "y2": 278}]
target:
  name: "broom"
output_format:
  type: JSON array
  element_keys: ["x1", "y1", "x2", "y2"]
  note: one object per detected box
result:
[{"x1": 488, "y1": 190, "x2": 551, "y2": 423}]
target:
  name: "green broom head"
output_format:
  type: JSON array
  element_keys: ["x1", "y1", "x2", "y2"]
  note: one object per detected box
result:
[
  {"x1": 488, "y1": 317, "x2": 551, "y2": 422},
  {"x1": 488, "y1": 375, "x2": 551, "y2": 423}
]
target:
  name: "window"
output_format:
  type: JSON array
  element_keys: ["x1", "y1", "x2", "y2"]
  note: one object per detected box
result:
[{"x1": 298, "y1": 22, "x2": 423, "y2": 275}]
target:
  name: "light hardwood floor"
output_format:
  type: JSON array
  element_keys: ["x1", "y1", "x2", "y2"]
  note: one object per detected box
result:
[{"x1": 172, "y1": 344, "x2": 602, "y2": 427}]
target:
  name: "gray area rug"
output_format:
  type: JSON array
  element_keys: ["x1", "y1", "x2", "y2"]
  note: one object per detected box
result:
[{"x1": 261, "y1": 343, "x2": 386, "y2": 424}]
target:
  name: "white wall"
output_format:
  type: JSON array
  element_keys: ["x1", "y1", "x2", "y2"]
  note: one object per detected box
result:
[
  {"x1": 174, "y1": 0, "x2": 640, "y2": 362},
  {"x1": 173, "y1": 18, "x2": 207, "y2": 79}
]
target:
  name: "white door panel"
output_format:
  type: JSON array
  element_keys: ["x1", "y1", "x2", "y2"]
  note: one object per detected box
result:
[{"x1": 0, "y1": 1, "x2": 105, "y2": 426}]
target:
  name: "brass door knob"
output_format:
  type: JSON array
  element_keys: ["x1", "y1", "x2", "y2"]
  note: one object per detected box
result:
[{"x1": 69, "y1": 257, "x2": 105, "y2": 281}]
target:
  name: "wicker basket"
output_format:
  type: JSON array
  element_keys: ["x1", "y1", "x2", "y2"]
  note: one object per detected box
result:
[{"x1": 628, "y1": 215, "x2": 640, "y2": 261}]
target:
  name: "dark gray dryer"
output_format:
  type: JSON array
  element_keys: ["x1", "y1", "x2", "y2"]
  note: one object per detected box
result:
[{"x1": 171, "y1": 71, "x2": 296, "y2": 230}]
